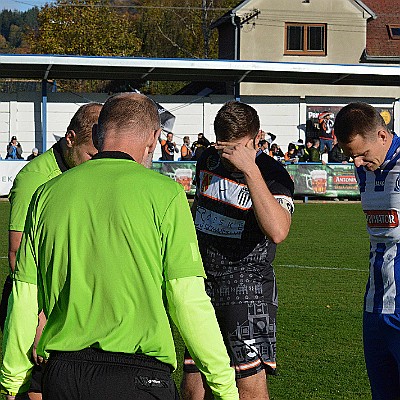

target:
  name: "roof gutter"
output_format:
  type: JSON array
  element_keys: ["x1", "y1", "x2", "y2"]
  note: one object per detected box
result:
[{"x1": 353, "y1": 0, "x2": 377, "y2": 19}]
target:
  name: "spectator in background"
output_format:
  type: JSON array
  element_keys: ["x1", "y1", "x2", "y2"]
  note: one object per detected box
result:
[
  {"x1": 269, "y1": 143, "x2": 284, "y2": 160},
  {"x1": 191, "y1": 133, "x2": 210, "y2": 161},
  {"x1": 258, "y1": 139, "x2": 269, "y2": 155},
  {"x1": 309, "y1": 138, "x2": 321, "y2": 162},
  {"x1": 292, "y1": 139, "x2": 305, "y2": 159},
  {"x1": 27, "y1": 148, "x2": 39, "y2": 161},
  {"x1": 180, "y1": 136, "x2": 193, "y2": 160},
  {"x1": 159, "y1": 132, "x2": 179, "y2": 161},
  {"x1": 318, "y1": 112, "x2": 335, "y2": 153},
  {"x1": 284, "y1": 143, "x2": 298, "y2": 163},
  {"x1": 328, "y1": 138, "x2": 350, "y2": 163},
  {"x1": 6, "y1": 136, "x2": 23, "y2": 160},
  {"x1": 300, "y1": 138, "x2": 313, "y2": 162}
]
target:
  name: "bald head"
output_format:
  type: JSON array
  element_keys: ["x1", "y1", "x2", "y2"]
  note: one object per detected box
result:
[{"x1": 96, "y1": 92, "x2": 161, "y2": 150}]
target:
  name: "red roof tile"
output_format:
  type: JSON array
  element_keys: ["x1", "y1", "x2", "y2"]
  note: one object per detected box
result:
[{"x1": 361, "y1": 0, "x2": 400, "y2": 57}]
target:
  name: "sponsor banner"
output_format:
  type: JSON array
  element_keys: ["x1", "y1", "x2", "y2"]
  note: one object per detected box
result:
[
  {"x1": 0, "y1": 160, "x2": 359, "y2": 198},
  {"x1": 152, "y1": 161, "x2": 197, "y2": 195},
  {"x1": 306, "y1": 106, "x2": 394, "y2": 138},
  {"x1": 0, "y1": 160, "x2": 27, "y2": 196},
  {"x1": 285, "y1": 163, "x2": 359, "y2": 198},
  {"x1": 365, "y1": 210, "x2": 399, "y2": 228},
  {"x1": 152, "y1": 161, "x2": 360, "y2": 198}
]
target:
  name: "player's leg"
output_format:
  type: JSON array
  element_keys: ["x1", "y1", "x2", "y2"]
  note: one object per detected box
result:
[
  {"x1": 181, "y1": 349, "x2": 213, "y2": 400},
  {"x1": 364, "y1": 312, "x2": 400, "y2": 400},
  {"x1": 28, "y1": 365, "x2": 44, "y2": 400},
  {"x1": 181, "y1": 371, "x2": 213, "y2": 400},
  {"x1": 384, "y1": 313, "x2": 400, "y2": 400},
  {"x1": 236, "y1": 369, "x2": 269, "y2": 400}
]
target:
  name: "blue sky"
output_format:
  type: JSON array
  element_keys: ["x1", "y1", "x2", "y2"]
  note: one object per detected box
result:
[{"x1": 2, "y1": 0, "x2": 48, "y2": 12}]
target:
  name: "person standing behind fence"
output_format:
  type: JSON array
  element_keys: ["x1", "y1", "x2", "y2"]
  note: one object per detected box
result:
[
  {"x1": 318, "y1": 112, "x2": 335, "y2": 153},
  {"x1": 335, "y1": 102, "x2": 400, "y2": 400},
  {"x1": 0, "y1": 102, "x2": 102, "y2": 400},
  {"x1": 0, "y1": 92, "x2": 238, "y2": 400},
  {"x1": 191, "y1": 133, "x2": 210, "y2": 161},
  {"x1": 181, "y1": 136, "x2": 193, "y2": 160},
  {"x1": 159, "y1": 132, "x2": 179, "y2": 161}
]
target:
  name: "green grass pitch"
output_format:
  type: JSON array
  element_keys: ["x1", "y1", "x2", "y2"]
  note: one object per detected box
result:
[{"x1": 0, "y1": 200, "x2": 371, "y2": 399}]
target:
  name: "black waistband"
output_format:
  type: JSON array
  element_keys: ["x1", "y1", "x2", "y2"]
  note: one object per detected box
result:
[{"x1": 49, "y1": 348, "x2": 172, "y2": 373}]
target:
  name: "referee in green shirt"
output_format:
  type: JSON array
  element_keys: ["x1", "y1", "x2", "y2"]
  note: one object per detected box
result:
[
  {"x1": 1, "y1": 102, "x2": 102, "y2": 400},
  {"x1": 0, "y1": 92, "x2": 238, "y2": 400}
]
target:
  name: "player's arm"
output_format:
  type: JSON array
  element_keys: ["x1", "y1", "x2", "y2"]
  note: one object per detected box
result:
[
  {"x1": 1, "y1": 196, "x2": 42, "y2": 396},
  {"x1": 8, "y1": 231, "x2": 23, "y2": 273},
  {"x1": 161, "y1": 190, "x2": 238, "y2": 400},
  {"x1": 0, "y1": 280, "x2": 38, "y2": 397},
  {"x1": 217, "y1": 139, "x2": 291, "y2": 243},
  {"x1": 166, "y1": 277, "x2": 238, "y2": 400}
]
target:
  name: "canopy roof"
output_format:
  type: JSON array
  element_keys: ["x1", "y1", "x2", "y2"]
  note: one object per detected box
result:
[{"x1": 0, "y1": 54, "x2": 399, "y2": 87}]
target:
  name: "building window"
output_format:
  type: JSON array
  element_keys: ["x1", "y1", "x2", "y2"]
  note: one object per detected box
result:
[
  {"x1": 285, "y1": 23, "x2": 326, "y2": 55},
  {"x1": 388, "y1": 25, "x2": 400, "y2": 40}
]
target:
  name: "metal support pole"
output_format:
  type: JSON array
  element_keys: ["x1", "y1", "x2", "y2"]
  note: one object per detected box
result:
[{"x1": 41, "y1": 80, "x2": 47, "y2": 153}]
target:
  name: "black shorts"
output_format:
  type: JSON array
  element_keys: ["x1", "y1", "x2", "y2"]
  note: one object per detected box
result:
[
  {"x1": 42, "y1": 348, "x2": 179, "y2": 400},
  {"x1": 183, "y1": 302, "x2": 277, "y2": 379},
  {"x1": 29, "y1": 364, "x2": 44, "y2": 393}
]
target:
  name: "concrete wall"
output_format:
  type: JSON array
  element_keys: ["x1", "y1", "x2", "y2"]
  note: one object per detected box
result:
[
  {"x1": 237, "y1": 0, "x2": 368, "y2": 64},
  {"x1": 0, "y1": 93, "x2": 398, "y2": 161}
]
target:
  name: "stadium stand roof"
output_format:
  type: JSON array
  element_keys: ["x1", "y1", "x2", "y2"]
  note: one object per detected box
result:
[{"x1": 0, "y1": 54, "x2": 399, "y2": 87}]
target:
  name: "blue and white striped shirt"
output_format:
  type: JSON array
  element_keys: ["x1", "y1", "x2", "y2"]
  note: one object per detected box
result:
[{"x1": 358, "y1": 133, "x2": 400, "y2": 314}]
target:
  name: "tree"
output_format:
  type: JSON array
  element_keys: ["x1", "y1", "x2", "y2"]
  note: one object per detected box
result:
[
  {"x1": 29, "y1": 0, "x2": 141, "y2": 56},
  {"x1": 133, "y1": 0, "x2": 237, "y2": 94},
  {"x1": 136, "y1": 0, "x2": 237, "y2": 60}
]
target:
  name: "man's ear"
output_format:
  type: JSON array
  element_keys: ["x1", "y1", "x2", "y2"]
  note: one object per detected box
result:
[
  {"x1": 65, "y1": 130, "x2": 77, "y2": 148},
  {"x1": 250, "y1": 130, "x2": 263, "y2": 149},
  {"x1": 92, "y1": 124, "x2": 99, "y2": 150},
  {"x1": 377, "y1": 129, "x2": 389, "y2": 145},
  {"x1": 149, "y1": 128, "x2": 162, "y2": 153}
]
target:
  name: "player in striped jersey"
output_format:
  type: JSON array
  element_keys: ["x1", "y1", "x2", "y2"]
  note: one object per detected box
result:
[
  {"x1": 181, "y1": 101, "x2": 294, "y2": 400},
  {"x1": 335, "y1": 102, "x2": 400, "y2": 400}
]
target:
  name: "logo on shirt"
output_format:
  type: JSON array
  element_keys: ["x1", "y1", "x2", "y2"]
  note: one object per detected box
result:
[
  {"x1": 365, "y1": 210, "x2": 399, "y2": 228},
  {"x1": 238, "y1": 187, "x2": 250, "y2": 208},
  {"x1": 395, "y1": 173, "x2": 400, "y2": 192},
  {"x1": 206, "y1": 154, "x2": 220, "y2": 171},
  {"x1": 200, "y1": 171, "x2": 213, "y2": 193}
]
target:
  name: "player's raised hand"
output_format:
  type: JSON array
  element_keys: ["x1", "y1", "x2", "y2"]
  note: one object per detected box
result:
[{"x1": 215, "y1": 138, "x2": 258, "y2": 173}]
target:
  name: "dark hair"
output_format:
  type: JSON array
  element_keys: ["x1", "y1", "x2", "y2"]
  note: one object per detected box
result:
[
  {"x1": 67, "y1": 103, "x2": 103, "y2": 145},
  {"x1": 334, "y1": 102, "x2": 387, "y2": 144},
  {"x1": 214, "y1": 101, "x2": 260, "y2": 142},
  {"x1": 288, "y1": 143, "x2": 296, "y2": 151}
]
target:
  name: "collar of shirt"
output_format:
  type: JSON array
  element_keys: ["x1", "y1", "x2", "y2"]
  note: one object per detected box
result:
[{"x1": 92, "y1": 151, "x2": 136, "y2": 162}]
